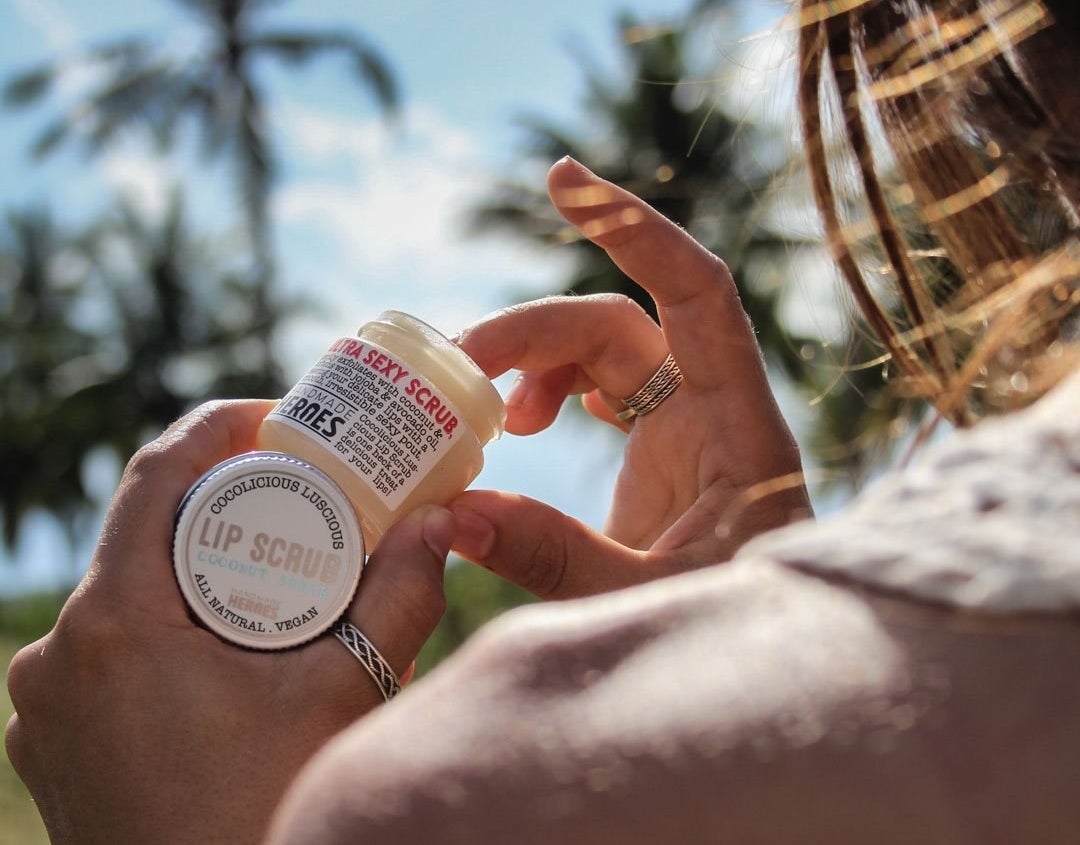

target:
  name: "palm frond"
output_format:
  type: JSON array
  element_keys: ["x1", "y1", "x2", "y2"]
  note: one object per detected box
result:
[
  {"x1": 249, "y1": 30, "x2": 400, "y2": 114},
  {"x1": 3, "y1": 37, "x2": 153, "y2": 109},
  {"x1": 87, "y1": 62, "x2": 195, "y2": 145},
  {"x1": 28, "y1": 118, "x2": 73, "y2": 160},
  {"x1": 2, "y1": 64, "x2": 57, "y2": 107},
  {"x1": 81, "y1": 37, "x2": 157, "y2": 65}
]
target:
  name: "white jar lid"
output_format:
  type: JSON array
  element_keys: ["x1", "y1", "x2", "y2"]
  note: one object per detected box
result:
[{"x1": 172, "y1": 451, "x2": 365, "y2": 650}]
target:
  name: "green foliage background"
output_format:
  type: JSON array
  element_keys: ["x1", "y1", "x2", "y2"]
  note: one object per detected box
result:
[
  {"x1": 1, "y1": 594, "x2": 65, "y2": 845},
  {"x1": 2, "y1": 636, "x2": 50, "y2": 845}
]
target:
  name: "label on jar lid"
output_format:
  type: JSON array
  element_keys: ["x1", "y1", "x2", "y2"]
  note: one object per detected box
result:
[
  {"x1": 264, "y1": 337, "x2": 469, "y2": 509},
  {"x1": 172, "y1": 451, "x2": 364, "y2": 650}
]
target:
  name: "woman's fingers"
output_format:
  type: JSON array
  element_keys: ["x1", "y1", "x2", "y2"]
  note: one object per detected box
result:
[
  {"x1": 450, "y1": 489, "x2": 665, "y2": 599},
  {"x1": 457, "y1": 294, "x2": 672, "y2": 434},
  {"x1": 459, "y1": 294, "x2": 666, "y2": 389},
  {"x1": 582, "y1": 388, "x2": 632, "y2": 432},
  {"x1": 504, "y1": 364, "x2": 583, "y2": 435},
  {"x1": 458, "y1": 159, "x2": 783, "y2": 442},
  {"x1": 545, "y1": 157, "x2": 768, "y2": 395},
  {"x1": 313, "y1": 506, "x2": 452, "y2": 685},
  {"x1": 543, "y1": 159, "x2": 804, "y2": 484}
]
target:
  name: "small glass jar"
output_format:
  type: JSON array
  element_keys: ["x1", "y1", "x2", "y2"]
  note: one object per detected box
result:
[{"x1": 256, "y1": 311, "x2": 506, "y2": 547}]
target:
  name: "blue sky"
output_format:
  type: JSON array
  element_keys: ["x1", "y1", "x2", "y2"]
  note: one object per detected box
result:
[{"x1": 0, "y1": 0, "x2": 801, "y2": 593}]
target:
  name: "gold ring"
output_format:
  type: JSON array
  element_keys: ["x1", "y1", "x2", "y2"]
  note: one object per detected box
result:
[{"x1": 616, "y1": 354, "x2": 683, "y2": 422}]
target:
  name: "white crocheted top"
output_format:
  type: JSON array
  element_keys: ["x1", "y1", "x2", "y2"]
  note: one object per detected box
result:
[{"x1": 738, "y1": 372, "x2": 1080, "y2": 613}]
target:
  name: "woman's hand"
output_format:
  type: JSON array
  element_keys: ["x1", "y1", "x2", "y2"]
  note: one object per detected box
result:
[
  {"x1": 5, "y1": 400, "x2": 453, "y2": 845},
  {"x1": 452, "y1": 157, "x2": 811, "y2": 598}
]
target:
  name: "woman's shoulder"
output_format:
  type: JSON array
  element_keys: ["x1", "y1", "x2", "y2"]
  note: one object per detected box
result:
[{"x1": 740, "y1": 370, "x2": 1080, "y2": 613}]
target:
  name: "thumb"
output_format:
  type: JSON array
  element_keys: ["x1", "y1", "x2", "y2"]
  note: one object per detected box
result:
[
  {"x1": 315, "y1": 505, "x2": 453, "y2": 689},
  {"x1": 448, "y1": 489, "x2": 654, "y2": 599}
]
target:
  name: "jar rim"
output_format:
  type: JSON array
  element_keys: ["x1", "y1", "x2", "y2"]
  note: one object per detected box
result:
[{"x1": 363, "y1": 310, "x2": 506, "y2": 443}]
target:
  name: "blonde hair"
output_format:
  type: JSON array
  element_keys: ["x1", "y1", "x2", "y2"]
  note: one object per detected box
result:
[{"x1": 797, "y1": 0, "x2": 1079, "y2": 425}]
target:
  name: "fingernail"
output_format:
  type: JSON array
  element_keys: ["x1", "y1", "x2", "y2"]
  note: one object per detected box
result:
[
  {"x1": 450, "y1": 508, "x2": 496, "y2": 562},
  {"x1": 421, "y1": 506, "x2": 456, "y2": 560},
  {"x1": 505, "y1": 372, "x2": 530, "y2": 412},
  {"x1": 557, "y1": 155, "x2": 588, "y2": 173}
]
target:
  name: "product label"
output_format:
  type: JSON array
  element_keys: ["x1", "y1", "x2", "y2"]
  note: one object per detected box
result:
[
  {"x1": 266, "y1": 337, "x2": 468, "y2": 509},
  {"x1": 173, "y1": 455, "x2": 363, "y2": 650}
]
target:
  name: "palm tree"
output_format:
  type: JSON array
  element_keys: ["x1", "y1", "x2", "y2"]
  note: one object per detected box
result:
[
  {"x1": 0, "y1": 194, "x2": 300, "y2": 551},
  {"x1": 3, "y1": 0, "x2": 399, "y2": 351},
  {"x1": 1, "y1": 0, "x2": 401, "y2": 557},
  {"x1": 0, "y1": 210, "x2": 98, "y2": 550},
  {"x1": 77, "y1": 192, "x2": 302, "y2": 444}
]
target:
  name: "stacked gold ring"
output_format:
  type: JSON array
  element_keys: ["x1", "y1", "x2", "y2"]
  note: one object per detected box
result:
[{"x1": 616, "y1": 354, "x2": 683, "y2": 422}]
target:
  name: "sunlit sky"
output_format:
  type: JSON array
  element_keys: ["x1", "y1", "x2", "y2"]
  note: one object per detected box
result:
[{"x1": 0, "y1": 0, "x2": 799, "y2": 593}]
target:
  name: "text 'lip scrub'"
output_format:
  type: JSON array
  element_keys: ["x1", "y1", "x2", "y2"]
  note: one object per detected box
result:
[
  {"x1": 173, "y1": 451, "x2": 364, "y2": 649},
  {"x1": 256, "y1": 310, "x2": 506, "y2": 549}
]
